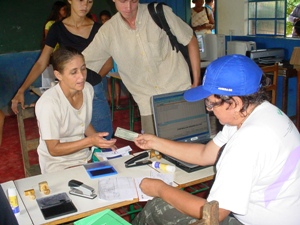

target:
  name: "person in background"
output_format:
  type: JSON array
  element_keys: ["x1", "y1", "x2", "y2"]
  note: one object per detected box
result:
[
  {"x1": 294, "y1": 20, "x2": 300, "y2": 37},
  {"x1": 36, "y1": 47, "x2": 116, "y2": 174},
  {"x1": 204, "y1": 0, "x2": 215, "y2": 34},
  {"x1": 99, "y1": 10, "x2": 112, "y2": 24},
  {"x1": 204, "y1": 0, "x2": 214, "y2": 12},
  {"x1": 42, "y1": 1, "x2": 67, "y2": 49},
  {"x1": 99, "y1": 10, "x2": 121, "y2": 108},
  {"x1": 132, "y1": 55, "x2": 300, "y2": 225},
  {"x1": 288, "y1": 3, "x2": 300, "y2": 37},
  {"x1": 83, "y1": 1, "x2": 201, "y2": 135},
  {"x1": 11, "y1": 0, "x2": 114, "y2": 139},
  {"x1": 191, "y1": 0, "x2": 214, "y2": 34}
]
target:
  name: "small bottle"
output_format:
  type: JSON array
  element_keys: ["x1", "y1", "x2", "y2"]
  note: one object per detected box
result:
[
  {"x1": 7, "y1": 188, "x2": 20, "y2": 216},
  {"x1": 152, "y1": 161, "x2": 175, "y2": 172}
]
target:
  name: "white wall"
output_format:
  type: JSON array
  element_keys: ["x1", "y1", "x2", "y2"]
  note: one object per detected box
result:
[{"x1": 217, "y1": 0, "x2": 248, "y2": 35}]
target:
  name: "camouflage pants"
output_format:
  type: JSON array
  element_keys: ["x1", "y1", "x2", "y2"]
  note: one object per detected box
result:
[
  {"x1": 131, "y1": 198, "x2": 244, "y2": 225},
  {"x1": 131, "y1": 197, "x2": 198, "y2": 225}
]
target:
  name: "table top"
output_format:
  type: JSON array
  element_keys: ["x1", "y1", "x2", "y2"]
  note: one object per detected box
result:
[
  {"x1": 14, "y1": 155, "x2": 153, "y2": 225},
  {"x1": 1, "y1": 181, "x2": 33, "y2": 225},
  {"x1": 9, "y1": 153, "x2": 215, "y2": 225},
  {"x1": 145, "y1": 156, "x2": 215, "y2": 189}
]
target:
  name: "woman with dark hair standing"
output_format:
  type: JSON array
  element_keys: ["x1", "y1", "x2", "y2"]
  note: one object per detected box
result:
[
  {"x1": 11, "y1": 0, "x2": 114, "y2": 139},
  {"x1": 42, "y1": 1, "x2": 67, "y2": 48}
]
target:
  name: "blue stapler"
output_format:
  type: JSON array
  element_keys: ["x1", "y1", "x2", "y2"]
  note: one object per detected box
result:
[{"x1": 124, "y1": 152, "x2": 152, "y2": 168}]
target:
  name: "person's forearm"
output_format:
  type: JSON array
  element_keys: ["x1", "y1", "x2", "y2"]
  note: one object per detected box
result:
[
  {"x1": 193, "y1": 25, "x2": 205, "y2": 31},
  {"x1": 192, "y1": 23, "x2": 213, "y2": 32},
  {"x1": 46, "y1": 137, "x2": 93, "y2": 156},
  {"x1": 18, "y1": 47, "x2": 52, "y2": 93},
  {"x1": 85, "y1": 124, "x2": 96, "y2": 137},
  {"x1": 158, "y1": 184, "x2": 207, "y2": 218},
  {"x1": 18, "y1": 62, "x2": 45, "y2": 93},
  {"x1": 99, "y1": 57, "x2": 113, "y2": 77},
  {"x1": 188, "y1": 35, "x2": 201, "y2": 86},
  {"x1": 150, "y1": 137, "x2": 205, "y2": 165}
]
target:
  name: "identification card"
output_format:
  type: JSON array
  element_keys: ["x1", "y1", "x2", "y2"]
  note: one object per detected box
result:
[{"x1": 114, "y1": 127, "x2": 139, "y2": 141}]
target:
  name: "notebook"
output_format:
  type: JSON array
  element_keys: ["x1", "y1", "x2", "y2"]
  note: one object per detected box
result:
[{"x1": 151, "y1": 90, "x2": 211, "y2": 173}]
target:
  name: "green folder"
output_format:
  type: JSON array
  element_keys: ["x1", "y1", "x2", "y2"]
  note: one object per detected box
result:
[
  {"x1": 74, "y1": 209, "x2": 131, "y2": 225},
  {"x1": 92, "y1": 147, "x2": 101, "y2": 162}
]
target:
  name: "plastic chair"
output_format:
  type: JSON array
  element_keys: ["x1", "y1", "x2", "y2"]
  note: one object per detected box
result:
[
  {"x1": 261, "y1": 63, "x2": 279, "y2": 105},
  {"x1": 17, "y1": 104, "x2": 41, "y2": 177}
]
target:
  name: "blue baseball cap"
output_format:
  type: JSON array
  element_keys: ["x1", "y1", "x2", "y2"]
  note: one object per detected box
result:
[{"x1": 184, "y1": 54, "x2": 263, "y2": 102}]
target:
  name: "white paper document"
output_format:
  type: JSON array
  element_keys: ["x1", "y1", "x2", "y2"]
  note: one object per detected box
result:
[
  {"x1": 134, "y1": 177, "x2": 152, "y2": 201},
  {"x1": 94, "y1": 146, "x2": 132, "y2": 160},
  {"x1": 98, "y1": 177, "x2": 137, "y2": 201},
  {"x1": 98, "y1": 171, "x2": 175, "y2": 202}
]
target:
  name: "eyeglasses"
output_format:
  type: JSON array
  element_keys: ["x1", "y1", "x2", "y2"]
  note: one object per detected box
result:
[{"x1": 204, "y1": 98, "x2": 223, "y2": 111}]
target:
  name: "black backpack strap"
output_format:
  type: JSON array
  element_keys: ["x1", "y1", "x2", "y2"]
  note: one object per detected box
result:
[
  {"x1": 148, "y1": 2, "x2": 162, "y2": 29},
  {"x1": 156, "y1": 3, "x2": 180, "y2": 52},
  {"x1": 148, "y1": 2, "x2": 179, "y2": 52}
]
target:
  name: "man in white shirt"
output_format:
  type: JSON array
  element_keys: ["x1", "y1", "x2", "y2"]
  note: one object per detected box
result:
[{"x1": 83, "y1": 1, "x2": 201, "y2": 134}]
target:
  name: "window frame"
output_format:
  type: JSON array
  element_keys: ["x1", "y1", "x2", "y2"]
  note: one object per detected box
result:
[{"x1": 248, "y1": 0, "x2": 287, "y2": 37}]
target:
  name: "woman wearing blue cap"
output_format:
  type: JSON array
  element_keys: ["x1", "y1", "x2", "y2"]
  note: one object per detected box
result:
[{"x1": 132, "y1": 54, "x2": 300, "y2": 225}]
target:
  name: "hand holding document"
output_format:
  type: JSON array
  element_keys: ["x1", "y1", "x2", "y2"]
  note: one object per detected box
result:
[{"x1": 114, "y1": 127, "x2": 139, "y2": 141}]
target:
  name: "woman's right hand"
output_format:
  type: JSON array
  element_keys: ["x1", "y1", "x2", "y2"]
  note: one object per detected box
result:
[
  {"x1": 11, "y1": 90, "x2": 25, "y2": 114},
  {"x1": 134, "y1": 133, "x2": 158, "y2": 150},
  {"x1": 91, "y1": 132, "x2": 117, "y2": 149}
]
